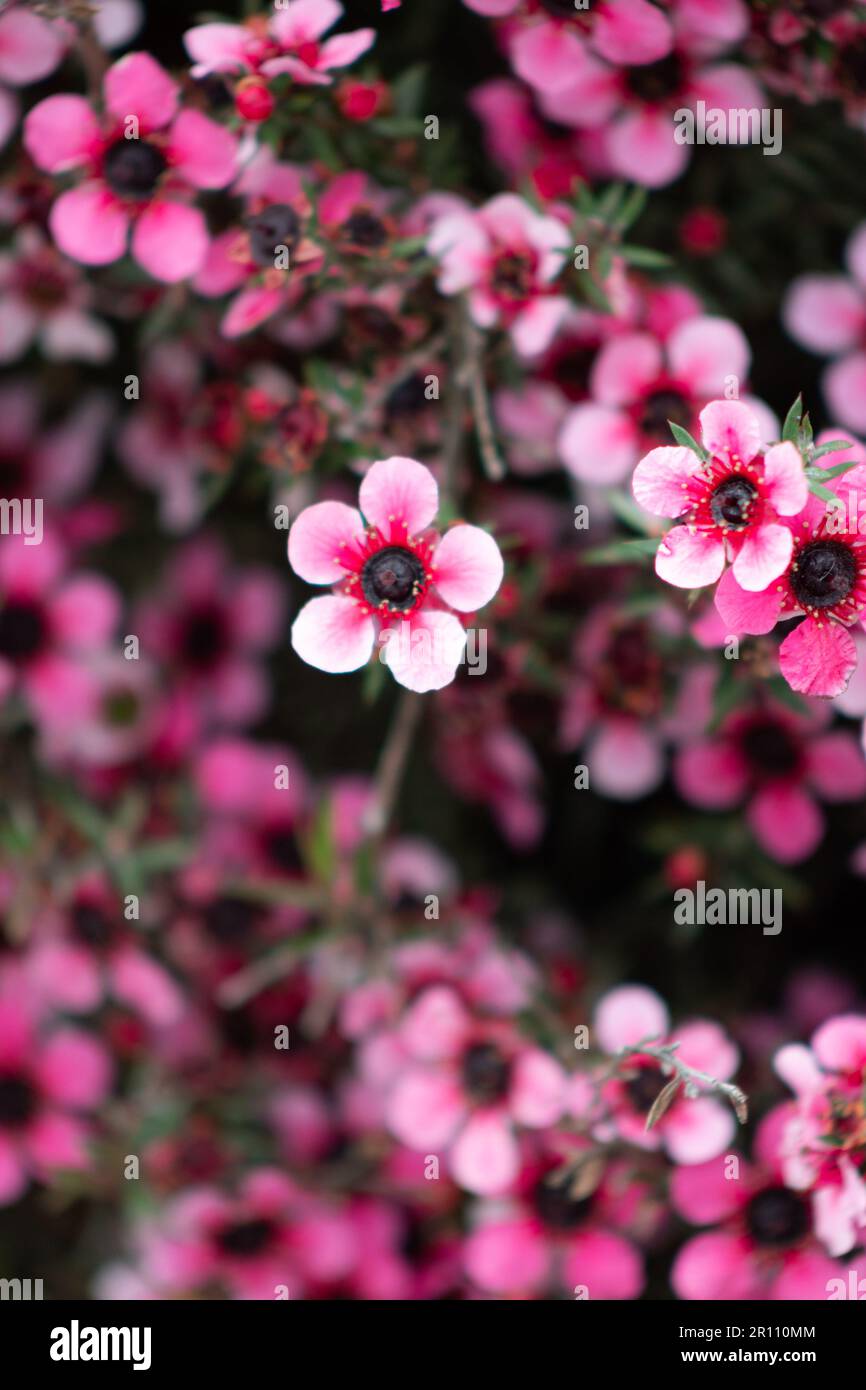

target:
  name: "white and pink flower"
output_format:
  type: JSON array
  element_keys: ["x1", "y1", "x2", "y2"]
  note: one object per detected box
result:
[
  {"x1": 184, "y1": 0, "x2": 375, "y2": 87},
  {"x1": 427, "y1": 194, "x2": 570, "y2": 357},
  {"x1": 287, "y1": 456, "x2": 504, "y2": 691},
  {"x1": 633, "y1": 399, "x2": 808, "y2": 591}
]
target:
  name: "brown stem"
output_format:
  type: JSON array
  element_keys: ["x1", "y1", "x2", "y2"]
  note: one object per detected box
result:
[
  {"x1": 458, "y1": 309, "x2": 507, "y2": 483},
  {"x1": 362, "y1": 689, "x2": 424, "y2": 839}
]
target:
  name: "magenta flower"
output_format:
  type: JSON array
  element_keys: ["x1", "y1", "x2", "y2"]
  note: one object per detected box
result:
[
  {"x1": 27, "y1": 874, "x2": 183, "y2": 1028},
  {"x1": 382, "y1": 984, "x2": 567, "y2": 1195},
  {"x1": 590, "y1": 986, "x2": 740, "y2": 1165},
  {"x1": 184, "y1": 0, "x2": 375, "y2": 87},
  {"x1": 23, "y1": 52, "x2": 238, "y2": 282},
  {"x1": 674, "y1": 697, "x2": 866, "y2": 863},
  {"x1": 774, "y1": 1015, "x2": 866, "y2": 1256},
  {"x1": 0, "y1": 4, "x2": 65, "y2": 151},
  {"x1": 287, "y1": 456, "x2": 504, "y2": 691},
  {"x1": 633, "y1": 399, "x2": 808, "y2": 590},
  {"x1": 464, "y1": 1143, "x2": 645, "y2": 1298},
  {"x1": 0, "y1": 531, "x2": 120, "y2": 729},
  {"x1": 0, "y1": 987, "x2": 112, "y2": 1204},
  {"x1": 560, "y1": 318, "x2": 765, "y2": 486},
  {"x1": 670, "y1": 1124, "x2": 844, "y2": 1300},
  {"x1": 427, "y1": 194, "x2": 570, "y2": 357},
  {"x1": 714, "y1": 480, "x2": 866, "y2": 698},
  {"x1": 510, "y1": 0, "x2": 758, "y2": 188},
  {"x1": 783, "y1": 222, "x2": 866, "y2": 435}
]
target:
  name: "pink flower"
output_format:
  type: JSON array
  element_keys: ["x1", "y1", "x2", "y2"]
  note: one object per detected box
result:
[
  {"x1": 0, "y1": 227, "x2": 113, "y2": 364},
  {"x1": 184, "y1": 1, "x2": 375, "y2": 87},
  {"x1": 714, "y1": 482, "x2": 866, "y2": 698},
  {"x1": 136, "y1": 537, "x2": 284, "y2": 728},
  {"x1": 674, "y1": 696, "x2": 866, "y2": 863},
  {"x1": 517, "y1": 2, "x2": 760, "y2": 188},
  {"x1": 464, "y1": 1141, "x2": 645, "y2": 1298},
  {"x1": 26, "y1": 874, "x2": 183, "y2": 1028},
  {"x1": 590, "y1": 985, "x2": 740, "y2": 1164},
  {"x1": 560, "y1": 319, "x2": 767, "y2": 486},
  {"x1": 774, "y1": 1016, "x2": 866, "y2": 1256},
  {"x1": 383, "y1": 984, "x2": 568, "y2": 1195},
  {"x1": 0, "y1": 5, "x2": 65, "y2": 151},
  {"x1": 287, "y1": 457, "x2": 504, "y2": 691},
  {"x1": 633, "y1": 399, "x2": 808, "y2": 590},
  {"x1": 24, "y1": 52, "x2": 238, "y2": 282},
  {"x1": 0, "y1": 985, "x2": 112, "y2": 1204},
  {"x1": 0, "y1": 530, "x2": 120, "y2": 730},
  {"x1": 670, "y1": 1120, "x2": 844, "y2": 1300},
  {"x1": 136, "y1": 1169, "x2": 356, "y2": 1298},
  {"x1": 783, "y1": 222, "x2": 866, "y2": 434},
  {"x1": 427, "y1": 194, "x2": 570, "y2": 357}
]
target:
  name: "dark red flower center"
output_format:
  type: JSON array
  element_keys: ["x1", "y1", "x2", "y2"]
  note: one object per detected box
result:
[
  {"x1": 532, "y1": 1171, "x2": 593, "y2": 1230},
  {"x1": 0, "y1": 1073, "x2": 36, "y2": 1128},
  {"x1": 745, "y1": 1186, "x2": 810, "y2": 1247},
  {"x1": 385, "y1": 373, "x2": 429, "y2": 420},
  {"x1": 71, "y1": 899, "x2": 115, "y2": 949},
  {"x1": 490, "y1": 250, "x2": 534, "y2": 302},
  {"x1": 215, "y1": 1216, "x2": 277, "y2": 1258},
  {"x1": 626, "y1": 1064, "x2": 664, "y2": 1112},
  {"x1": 626, "y1": 54, "x2": 684, "y2": 104},
  {"x1": 179, "y1": 603, "x2": 229, "y2": 671},
  {"x1": 710, "y1": 476, "x2": 759, "y2": 530},
  {"x1": 259, "y1": 824, "x2": 301, "y2": 875},
  {"x1": 640, "y1": 388, "x2": 691, "y2": 443},
  {"x1": 361, "y1": 545, "x2": 425, "y2": 611},
  {"x1": 246, "y1": 204, "x2": 302, "y2": 266},
  {"x1": 342, "y1": 209, "x2": 388, "y2": 249},
  {"x1": 203, "y1": 896, "x2": 264, "y2": 945},
  {"x1": 103, "y1": 139, "x2": 167, "y2": 200},
  {"x1": 740, "y1": 719, "x2": 801, "y2": 779},
  {"x1": 790, "y1": 539, "x2": 857, "y2": 610},
  {"x1": 460, "y1": 1041, "x2": 511, "y2": 1103},
  {"x1": 0, "y1": 599, "x2": 46, "y2": 660}
]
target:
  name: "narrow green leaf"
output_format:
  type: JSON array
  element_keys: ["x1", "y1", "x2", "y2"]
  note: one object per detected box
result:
[
  {"x1": 782, "y1": 394, "x2": 803, "y2": 443},
  {"x1": 668, "y1": 422, "x2": 709, "y2": 460}
]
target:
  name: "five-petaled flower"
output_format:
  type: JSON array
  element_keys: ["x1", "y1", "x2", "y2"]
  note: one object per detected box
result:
[
  {"x1": 288, "y1": 456, "x2": 504, "y2": 691},
  {"x1": 24, "y1": 52, "x2": 238, "y2": 282},
  {"x1": 633, "y1": 399, "x2": 808, "y2": 591}
]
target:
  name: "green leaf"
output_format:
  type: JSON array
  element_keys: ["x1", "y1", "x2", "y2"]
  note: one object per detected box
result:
[
  {"x1": 808, "y1": 479, "x2": 835, "y2": 501},
  {"x1": 582, "y1": 537, "x2": 659, "y2": 566},
  {"x1": 668, "y1": 422, "x2": 709, "y2": 460},
  {"x1": 391, "y1": 62, "x2": 428, "y2": 118},
  {"x1": 810, "y1": 439, "x2": 852, "y2": 463},
  {"x1": 619, "y1": 244, "x2": 672, "y2": 269},
  {"x1": 782, "y1": 394, "x2": 803, "y2": 443},
  {"x1": 606, "y1": 490, "x2": 657, "y2": 535},
  {"x1": 615, "y1": 186, "x2": 647, "y2": 231}
]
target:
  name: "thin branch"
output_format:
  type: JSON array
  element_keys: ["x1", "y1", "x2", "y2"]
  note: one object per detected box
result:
[
  {"x1": 616, "y1": 1036, "x2": 748, "y2": 1127},
  {"x1": 455, "y1": 305, "x2": 506, "y2": 483},
  {"x1": 362, "y1": 689, "x2": 424, "y2": 838}
]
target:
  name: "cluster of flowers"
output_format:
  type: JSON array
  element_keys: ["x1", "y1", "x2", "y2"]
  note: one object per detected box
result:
[{"x1": 0, "y1": 0, "x2": 865, "y2": 1302}]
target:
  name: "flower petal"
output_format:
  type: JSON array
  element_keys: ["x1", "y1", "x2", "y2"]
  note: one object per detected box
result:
[
  {"x1": 24, "y1": 96, "x2": 102, "y2": 172},
  {"x1": 714, "y1": 565, "x2": 783, "y2": 634},
  {"x1": 167, "y1": 109, "x2": 238, "y2": 189},
  {"x1": 762, "y1": 440, "x2": 808, "y2": 516},
  {"x1": 359, "y1": 456, "x2": 438, "y2": 537},
  {"x1": 778, "y1": 617, "x2": 858, "y2": 699},
  {"x1": 104, "y1": 51, "x2": 178, "y2": 131},
  {"x1": 379, "y1": 610, "x2": 467, "y2": 692},
  {"x1": 49, "y1": 183, "x2": 129, "y2": 266},
  {"x1": 288, "y1": 501, "x2": 364, "y2": 584},
  {"x1": 732, "y1": 521, "x2": 793, "y2": 591},
  {"x1": 291, "y1": 594, "x2": 375, "y2": 674},
  {"x1": 558, "y1": 404, "x2": 639, "y2": 484},
  {"x1": 632, "y1": 445, "x2": 702, "y2": 518},
  {"x1": 655, "y1": 525, "x2": 725, "y2": 589},
  {"x1": 131, "y1": 200, "x2": 208, "y2": 282},
  {"x1": 432, "y1": 525, "x2": 503, "y2": 612}
]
